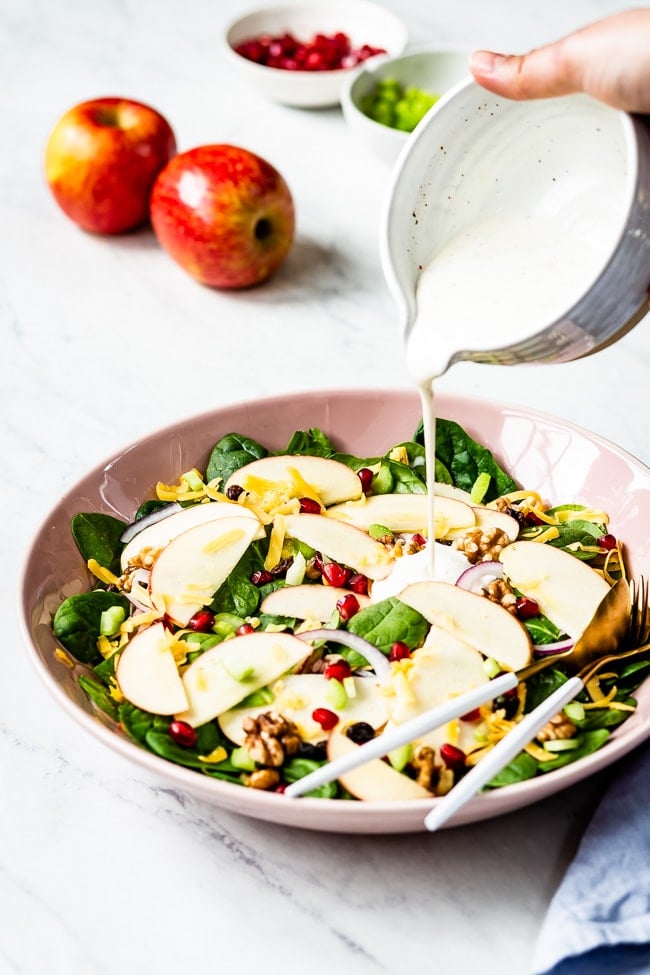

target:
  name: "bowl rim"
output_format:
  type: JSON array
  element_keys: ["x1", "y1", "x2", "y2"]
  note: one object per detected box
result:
[{"x1": 18, "y1": 386, "x2": 650, "y2": 833}]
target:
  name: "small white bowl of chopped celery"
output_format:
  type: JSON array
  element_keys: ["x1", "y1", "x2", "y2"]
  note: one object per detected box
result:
[{"x1": 341, "y1": 45, "x2": 472, "y2": 165}]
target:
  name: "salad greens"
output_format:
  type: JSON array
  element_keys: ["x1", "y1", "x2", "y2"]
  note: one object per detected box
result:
[{"x1": 51, "y1": 415, "x2": 642, "y2": 803}]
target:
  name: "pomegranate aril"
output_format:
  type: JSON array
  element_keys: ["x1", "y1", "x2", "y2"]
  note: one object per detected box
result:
[
  {"x1": 358, "y1": 468, "x2": 374, "y2": 493},
  {"x1": 440, "y1": 743, "x2": 466, "y2": 770},
  {"x1": 298, "y1": 496, "x2": 322, "y2": 514},
  {"x1": 336, "y1": 593, "x2": 360, "y2": 621},
  {"x1": 236, "y1": 623, "x2": 255, "y2": 636},
  {"x1": 251, "y1": 570, "x2": 273, "y2": 586},
  {"x1": 460, "y1": 707, "x2": 482, "y2": 722},
  {"x1": 516, "y1": 596, "x2": 539, "y2": 620},
  {"x1": 321, "y1": 562, "x2": 351, "y2": 587},
  {"x1": 312, "y1": 707, "x2": 339, "y2": 731},
  {"x1": 187, "y1": 609, "x2": 215, "y2": 632},
  {"x1": 598, "y1": 533, "x2": 618, "y2": 551},
  {"x1": 412, "y1": 533, "x2": 427, "y2": 548},
  {"x1": 389, "y1": 642, "x2": 411, "y2": 662},
  {"x1": 169, "y1": 720, "x2": 197, "y2": 748},
  {"x1": 348, "y1": 573, "x2": 369, "y2": 595},
  {"x1": 323, "y1": 660, "x2": 352, "y2": 682}
]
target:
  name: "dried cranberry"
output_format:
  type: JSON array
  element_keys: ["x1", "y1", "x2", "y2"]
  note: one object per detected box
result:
[
  {"x1": 187, "y1": 609, "x2": 215, "y2": 632},
  {"x1": 336, "y1": 593, "x2": 360, "y2": 621},
  {"x1": 495, "y1": 687, "x2": 519, "y2": 720},
  {"x1": 321, "y1": 562, "x2": 351, "y2": 587},
  {"x1": 298, "y1": 496, "x2": 322, "y2": 514},
  {"x1": 459, "y1": 707, "x2": 482, "y2": 722},
  {"x1": 348, "y1": 573, "x2": 369, "y2": 595},
  {"x1": 515, "y1": 596, "x2": 539, "y2": 620},
  {"x1": 389, "y1": 642, "x2": 411, "y2": 662},
  {"x1": 169, "y1": 720, "x2": 197, "y2": 748},
  {"x1": 412, "y1": 533, "x2": 427, "y2": 548},
  {"x1": 226, "y1": 484, "x2": 244, "y2": 501},
  {"x1": 440, "y1": 743, "x2": 466, "y2": 770},
  {"x1": 323, "y1": 660, "x2": 352, "y2": 682},
  {"x1": 346, "y1": 722, "x2": 375, "y2": 744},
  {"x1": 297, "y1": 740, "x2": 328, "y2": 761},
  {"x1": 312, "y1": 707, "x2": 339, "y2": 731}
]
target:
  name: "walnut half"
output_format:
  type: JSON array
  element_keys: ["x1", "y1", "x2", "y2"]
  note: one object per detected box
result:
[{"x1": 242, "y1": 711, "x2": 301, "y2": 768}]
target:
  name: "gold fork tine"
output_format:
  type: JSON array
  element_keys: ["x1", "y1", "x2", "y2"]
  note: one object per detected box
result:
[{"x1": 629, "y1": 576, "x2": 650, "y2": 646}]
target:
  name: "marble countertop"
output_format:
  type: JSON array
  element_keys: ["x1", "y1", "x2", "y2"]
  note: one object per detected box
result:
[{"x1": 3, "y1": 1, "x2": 649, "y2": 973}]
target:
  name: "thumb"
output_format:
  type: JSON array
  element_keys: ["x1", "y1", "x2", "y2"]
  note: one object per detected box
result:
[{"x1": 469, "y1": 44, "x2": 581, "y2": 101}]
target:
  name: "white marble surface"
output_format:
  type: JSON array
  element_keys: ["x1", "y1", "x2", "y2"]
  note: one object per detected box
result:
[{"x1": 3, "y1": 1, "x2": 649, "y2": 973}]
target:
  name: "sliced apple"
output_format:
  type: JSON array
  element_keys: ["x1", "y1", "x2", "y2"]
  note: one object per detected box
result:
[
  {"x1": 398, "y1": 580, "x2": 532, "y2": 670},
  {"x1": 260, "y1": 584, "x2": 370, "y2": 621},
  {"x1": 386, "y1": 626, "x2": 489, "y2": 726},
  {"x1": 500, "y1": 540, "x2": 610, "y2": 639},
  {"x1": 444, "y1": 506, "x2": 519, "y2": 542},
  {"x1": 283, "y1": 513, "x2": 394, "y2": 581},
  {"x1": 116, "y1": 622, "x2": 188, "y2": 715},
  {"x1": 432, "y1": 482, "x2": 474, "y2": 504},
  {"x1": 325, "y1": 493, "x2": 476, "y2": 538},
  {"x1": 149, "y1": 515, "x2": 261, "y2": 626},
  {"x1": 218, "y1": 673, "x2": 388, "y2": 744},
  {"x1": 176, "y1": 631, "x2": 311, "y2": 727},
  {"x1": 120, "y1": 501, "x2": 261, "y2": 570},
  {"x1": 224, "y1": 455, "x2": 362, "y2": 506},
  {"x1": 326, "y1": 725, "x2": 432, "y2": 800}
]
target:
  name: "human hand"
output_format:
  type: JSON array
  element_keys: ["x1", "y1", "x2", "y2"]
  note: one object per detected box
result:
[{"x1": 470, "y1": 8, "x2": 650, "y2": 113}]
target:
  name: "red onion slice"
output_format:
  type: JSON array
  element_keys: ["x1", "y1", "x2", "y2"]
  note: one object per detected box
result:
[
  {"x1": 119, "y1": 502, "x2": 182, "y2": 543},
  {"x1": 455, "y1": 561, "x2": 504, "y2": 593},
  {"x1": 296, "y1": 628, "x2": 391, "y2": 681},
  {"x1": 532, "y1": 638, "x2": 574, "y2": 656}
]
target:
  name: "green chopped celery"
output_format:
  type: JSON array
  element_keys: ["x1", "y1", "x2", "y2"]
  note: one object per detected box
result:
[
  {"x1": 324, "y1": 678, "x2": 348, "y2": 709},
  {"x1": 470, "y1": 472, "x2": 492, "y2": 504},
  {"x1": 99, "y1": 605, "x2": 126, "y2": 636},
  {"x1": 543, "y1": 738, "x2": 580, "y2": 753},
  {"x1": 484, "y1": 657, "x2": 501, "y2": 678},
  {"x1": 563, "y1": 701, "x2": 586, "y2": 723},
  {"x1": 231, "y1": 746, "x2": 256, "y2": 771},
  {"x1": 388, "y1": 743, "x2": 413, "y2": 771}
]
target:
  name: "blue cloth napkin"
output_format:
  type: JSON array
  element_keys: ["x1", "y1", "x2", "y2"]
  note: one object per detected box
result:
[{"x1": 531, "y1": 740, "x2": 650, "y2": 975}]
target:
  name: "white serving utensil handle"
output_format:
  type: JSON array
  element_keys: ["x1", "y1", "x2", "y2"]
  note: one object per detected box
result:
[
  {"x1": 424, "y1": 676, "x2": 585, "y2": 832},
  {"x1": 284, "y1": 671, "x2": 519, "y2": 799}
]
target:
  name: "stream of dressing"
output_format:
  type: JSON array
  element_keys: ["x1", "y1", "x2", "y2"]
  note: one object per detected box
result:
[{"x1": 408, "y1": 207, "x2": 620, "y2": 577}]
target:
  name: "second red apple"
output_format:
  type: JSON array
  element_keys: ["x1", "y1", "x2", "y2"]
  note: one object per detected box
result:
[{"x1": 150, "y1": 144, "x2": 295, "y2": 289}]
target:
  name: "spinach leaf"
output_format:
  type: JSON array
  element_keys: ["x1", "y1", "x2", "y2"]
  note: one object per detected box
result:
[
  {"x1": 134, "y1": 499, "x2": 176, "y2": 520},
  {"x1": 381, "y1": 459, "x2": 427, "y2": 494},
  {"x1": 525, "y1": 614, "x2": 563, "y2": 645},
  {"x1": 486, "y1": 752, "x2": 538, "y2": 787},
  {"x1": 523, "y1": 668, "x2": 569, "y2": 712},
  {"x1": 547, "y1": 519, "x2": 605, "y2": 560},
  {"x1": 77, "y1": 676, "x2": 118, "y2": 721},
  {"x1": 145, "y1": 721, "x2": 227, "y2": 770},
  {"x1": 347, "y1": 597, "x2": 429, "y2": 655},
  {"x1": 71, "y1": 512, "x2": 126, "y2": 574},
  {"x1": 94, "y1": 653, "x2": 117, "y2": 682},
  {"x1": 283, "y1": 757, "x2": 339, "y2": 798},
  {"x1": 206, "y1": 433, "x2": 268, "y2": 484},
  {"x1": 573, "y1": 703, "x2": 636, "y2": 732},
  {"x1": 415, "y1": 418, "x2": 518, "y2": 499},
  {"x1": 209, "y1": 543, "x2": 264, "y2": 617},
  {"x1": 119, "y1": 702, "x2": 155, "y2": 744},
  {"x1": 285, "y1": 428, "x2": 335, "y2": 457},
  {"x1": 53, "y1": 591, "x2": 131, "y2": 663}
]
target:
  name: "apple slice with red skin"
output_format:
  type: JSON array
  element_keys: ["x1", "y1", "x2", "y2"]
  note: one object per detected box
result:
[
  {"x1": 218, "y1": 673, "x2": 388, "y2": 744},
  {"x1": 500, "y1": 540, "x2": 610, "y2": 639},
  {"x1": 225, "y1": 454, "x2": 363, "y2": 507},
  {"x1": 116, "y1": 622, "x2": 188, "y2": 715},
  {"x1": 177, "y1": 631, "x2": 311, "y2": 727},
  {"x1": 326, "y1": 726, "x2": 433, "y2": 800},
  {"x1": 283, "y1": 513, "x2": 394, "y2": 581},
  {"x1": 326, "y1": 493, "x2": 476, "y2": 537},
  {"x1": 398, "y1": 580, "x2": 532, "y2": 670},
  {"x1": 260, "y1": 584, "x2": 370, "y2": 621},
  {"x1": 149, "y1": 515, "x2": 261, "y2": 626},
  {"x1": 121, "y1": 501, "x2": 261, "y2": 570}
]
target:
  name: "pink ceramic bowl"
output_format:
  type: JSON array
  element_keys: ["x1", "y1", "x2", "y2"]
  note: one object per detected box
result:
[{"x1": 18, "y1": 389, "x2": 650, "y2": 833}]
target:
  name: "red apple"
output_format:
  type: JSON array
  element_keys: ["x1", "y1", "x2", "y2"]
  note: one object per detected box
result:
[
  {"x1": 44, "y1": 97, "x2": 176, "y2": 234},
  {"x1": 149, "y1": 144, "x2": 295, "y2": 289}
]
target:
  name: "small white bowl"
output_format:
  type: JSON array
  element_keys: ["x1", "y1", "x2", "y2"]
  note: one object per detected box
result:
[
  {"x1": 224, "y1": 2, "x2": 408, "y2": 109},
  {"x1": 341, "y1": 46, "x2": 472, "y2": 165}
]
